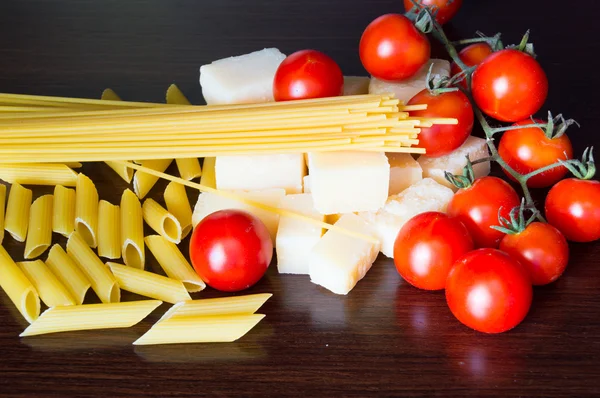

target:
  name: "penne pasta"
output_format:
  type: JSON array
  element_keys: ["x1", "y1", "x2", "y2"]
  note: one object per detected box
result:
[
  {"x1": 0, "y1": 184, "x2": 5, "y2": 244},
  {"x1": 20, "y1": 300, "x2": 162, "y2": 337},
  {"x1": 0, "y1": 245, "x2": 40, "y2": 323},
  {"x1": 200, "y1": 157, "x2": 216, "y2": 189},
  {"x1": 165, "y1": 84, "x2": 191, "y2": 106},
  {"x1": 142, "y1": 199, "x2": 182, "y2": 244},
  {"x1": 159, "y1": 294, "x2": 272, "y2": 321},
  {"x1": 120, "y1": 189, "x2": 145, "y2": 269},
  {"x1": 107, "y1": 262, "x2": 191, "y2": 304},
  {"x1": 133, "y1": 314, "x2": 265, "y2": 345},
  {"x1": 0, "y1": 163, "x2": 78, "y2": 186},
  {"x1": 62, "y1": 162, "x2": 82, "y2": 169},
  {"x1": 52, "y1": 185, "x2": 76, "y2": 237},
  {"x1": 97, "y1": 200, "x2": 121, "y2": 259},
  {"x1": 75, "y1": 173, "x2": 99, "y2": 248},
  {"x1": 164, "y1": 182, "x2": 193, "y2": 239},
  {"x1": 17, "y1": 260, "x2": 75, "y2": 307},
  {"x1": 66, "y1": 231, "x2": 120, "y2": 303},
  {"x1": 24, "y1": 195, "x2": 53, "y2": 259},
  {"x1": 45, "y1": 244, "x2": 91, "y2": 305},
  {"x1": 4, "y1": 183, "x2": 33, "y2": 242},
  {"x1": 101, "y1": 89, "x2": 134, "y2": 184},
  {"x1": 144, "y1": 235, "x2": 205, "y2": 292},
  {"x1": 101, "y1": 88, "x2": 122, "y2": 102},
  {"x1": 132, "y1": 159, "x2": 173, "y2": 199}
]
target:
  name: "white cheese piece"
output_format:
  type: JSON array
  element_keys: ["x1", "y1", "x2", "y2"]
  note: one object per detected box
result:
[
  {"x1": 303, "y1": 175, "x2": 312, "y2": 193},
  {"x1": 215, "y1": 153, "x2": 306, "y2": 194},
  {"x1": 309, "y1": 213, "x2": 381, "y2": 295},
  {"x1": 308, "y1": 151, "x2": 390, "y2": 214},
  {"x1": 199, "y1": 48, "x2": 286, "y2": 105},
  {"x1": 369, "y1": 59, "x2": 451, "y2": 103},
  {"x1": 275, "y1": 194, "x2": 324, "y2": 275},
  {"x1": 357, "y1": 178, "x2": 454, "y2": 258},
  {"x1": 417, "y1": 135, "x2": 491, "y2": 191},
  {"x1": 343, "y1": 76, "x2": 370, "y2": 95},
  {"x1": 192, "y1": 188, "x2": 286, "y2": 242},
  {"x1": 387, "y1": 153, "x2": 423, "y2": 195}
]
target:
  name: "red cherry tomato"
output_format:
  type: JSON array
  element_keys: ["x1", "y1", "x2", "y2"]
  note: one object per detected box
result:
[
  {"x1": 498, "y1": 119, "x2": 573, "y2": 188},
  {"x1": 545, "y1": 179, "x2": 600, "y2": 242},
  {"x1": 189, "y1": 209, "x2": 273, "y2": 292},
  {"x1": 446, "y1": 248, "x2": 533, "y2": 333},
  {"x1": 403, "y1": 0, "x2": 463, "y2": 25},
  {"x1": 499, "y1": 222, "x2": 569, "y2": 286},
  {"x1": 407, "y1": 89, "x2": 474, "y2": 157},
  {"x1": 447, "y1": 176, "x2": 521, "y2": 248},
  {"x1": 273, "y1": 49, "x2": 343, "y2": 101},
  {"x1": 472, "y1": 49, "x2": 548, "y2": 122},
  {"x1": 450, "y1": 43, "x2": 493, "y2": 88},
  {"x1": 359, "y1": 14, "x2": 430, "y2": 81},
  {"x1": 394, "y1": 212, "x2": 474, "y2": 291}
]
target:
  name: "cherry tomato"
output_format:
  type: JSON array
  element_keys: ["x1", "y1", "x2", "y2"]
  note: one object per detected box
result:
[
  {"x1": 407, "y1": 89, "x2": 474, "y2": 157},
  {"x1": 403, "y1": 0, "x2": 463, "y2": 25},
  {"x1": 500, "y1": 222, "x2": 569, "y2": 286},
  {"x1": 359, "y1": 14, "x2": 430, "y2": 81},
  {"x1": 189, "y1": 209, "x2": 273, "y2": 292},
  {"x1": 394, "y1": 212, "x2": 474, "y2": 290},
  {"x1": 273, "y1": 49, "x2": 343, "y2": 101},
  {"x1": 447, "y1": 176, "x2": 521, "y2": 248},
  {"x1": 498, "y1": 119, "x2": 573, "y2": 188},
  {"x1": 446, "y1": 248, "x2": 533, "y2": 333},
  {"x1": 450, "y1": 43, "x2": 493, "y2": 88},
  {"x1": 472, "y1": 49, "x2": 548, "y2": 122},
  {"x1": 545, "y1": 179, "x2": 600, "y2": 242}
]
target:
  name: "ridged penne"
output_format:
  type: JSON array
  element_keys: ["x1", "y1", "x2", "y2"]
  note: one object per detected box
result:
[
  {"x1": 0, "y1": 184, "x2": 6, "y2": 245},
  {"x1": 52, "y1": 185, "x2": 76, "y2": 237},
  {"x1": 101, "y1": 88, "x2": 122, "y2": 102},
  {"x1": 66, "y1": 231, "x2": 120, "y2": 303},
  {"x1": 97, "y1": 200, "x2": 121, "y2": 259},
  {"x1": 0, "y1": 245, "x2": 40, "y2": 323},
  {"x1": 62, "y1": 162, "x2": 82, "y2": 169},
  {"x1": 107, "y1": 262, "x2": 191, "y2": 304},
  {"x1": 133, "y1": 159, "x2": 173, "y2": 199},
  {"x1": 20, "y1": 300, "x2": 162, "y2": 337},
  {"x1": 142, "y1": 199, "x2": 182, "y2": 244},
  {"x1": 24, "y1": 195, "x2": 53, "y2": 259},
  {"x1": 200, "y1": 157, "x2": 216, "y2": 189},
  {"x1": 159, "y1": 294, "x2": 272, "y2": 321},
  {"x1": 120, "y1": 189, "x2": 145, "y2": 269},
  {"x1": 45, "y1": 244, "x2": 91, "y2": 305},
  {"x1": 4, "y1": 183, "x2": 32, "y2": 242},
  {"x1": 144, "y1": 235, "x2": 205, "y2": 292},
  {"x1": 175, "y1": 158, "x2": 202, "y2": 181},
  {"x1": 17, "y1": 260, "x2": 75, "y2": 307},
  {"x1": 0, "y1": 163, "x2": 78, "y2": 186},
  {"x1": 164, "y1": 182, "x2": 193, "y2": 239},
  {"x1": 101, "y1": 89, "x2": 134, "y2": 183},
  {"x1": 75, "y1": 173, "x2": 99, "y2": 248}
]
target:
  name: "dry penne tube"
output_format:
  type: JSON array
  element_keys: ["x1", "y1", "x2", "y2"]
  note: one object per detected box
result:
[
  {"x1": 133, "y1": 159, "x2": 173, "y2": 199},
  {"x1": 159, "y1": 294, "x2": 272, "y2": 321},
  {"x1": 20, "y1": 300, "x2": 162, "y2": 337},
  {"x1": 45, "y1": 244, "x2": 91, "y2": 305},
  {"x1": 4, "y1": 183, "x2": 32, "y2": 242},
  {"x1": 133, "y1": 314, "x2": 265, "y2": 345},
  {"x1": 0, "y1": 184, "x2": 6, "y2": 245},
  {"x1": 144, "y1": 235, "x2": 205, "y2": 292},
  {"x1": 75, "y1": 173, "x2": 99, "y2": 248},
  {"x1": 17, "y1": 260, "x2": 75, "y2": 307},
  {"x1": 0, "y1": 245, "x2": 40, "y2": 323},
  {"x1": 52, "y1": 185, "x2": 76, "y2": 237},
  {"x1": 101, "y1": 88, "x2": 122, "y2": 102},
  {"x1": 66, "y1": 231, "x2": 120, "y2": 303},
  {"x1": 97, "y1": 200, "x2": 121, "y2": 259},
  {"x1": 62, "y1": 162, "x2": 82, "y2": 169},
  {"x1": 142, "y1": 199, "x2": 182, "y2": 244},
  {"x1": 164, "y1": 182, "x2": 193, "y2": 239},
  {"x1": 120, "y1": 189, "x2": 145, "y2": 269},
  {"x1": 24, "y1": 195, "x2": 53, "y2": 259},
  {"x1": 0, "y1": 163, "x2": 78, "y2": 186},
  {"x1": 107, "y1": 262, "x2": 191, "y2": 304},
  {"x1": 199, "y1": 157, "x2": 216, "y2": 189}
]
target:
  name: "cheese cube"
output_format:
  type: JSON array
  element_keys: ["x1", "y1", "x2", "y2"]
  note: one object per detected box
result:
[
  {"x1": 357, "y1": 178, "x2": 454, "y2": 258},
  {"x1": 308, "y1": 151, "x2": 390, "y2": 214},
  {"x1": 309, "y1": 213, "x2": 381, "y2": 295},
  {"x1": 417, "y1": 136, "x2": 491, "y2": 191},
  {"x1": 343, "y1": 76, "x2": 370, "y2": 95},
  {"x1": 387, "y1": 153, "x2": 423, "y2": 195},
  {"x1": 303, "y1": 175, "x2": 312, "y2": 193},
  {"x1": 215, "y1": 153, "x2": 306, "y2": 194},
  {"x1": 275, "y1": 194, "x2": 324, "y2": 275},
  {"x1": 369, "y1": 59, "x2": 451, "y2": 102},
  {"x1": 192, "y1": 188, "x2": 285, "y2": 242},
  {"x1": 199, "y1": 48, "x2": 286, "y2": 105}
]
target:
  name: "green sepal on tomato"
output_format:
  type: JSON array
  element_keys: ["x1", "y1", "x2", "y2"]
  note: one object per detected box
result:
[{"x1": 403, "y1": 0, "x2": 463, "y2": 25}]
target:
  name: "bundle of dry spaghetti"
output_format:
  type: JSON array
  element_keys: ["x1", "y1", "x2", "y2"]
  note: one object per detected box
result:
[{"x1": 0, "y1": 92, "x2": 456, "y2": 163}]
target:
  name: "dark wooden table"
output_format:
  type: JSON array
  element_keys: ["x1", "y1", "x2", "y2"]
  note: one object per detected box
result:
[{"x1": 1, "y1": 1, "x2": 600, "y2": 396}]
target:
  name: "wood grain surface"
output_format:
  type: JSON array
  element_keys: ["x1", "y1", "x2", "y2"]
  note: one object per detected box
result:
[{"x1": 1, "y1": 0, "x2": 600, "y2": 396}]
